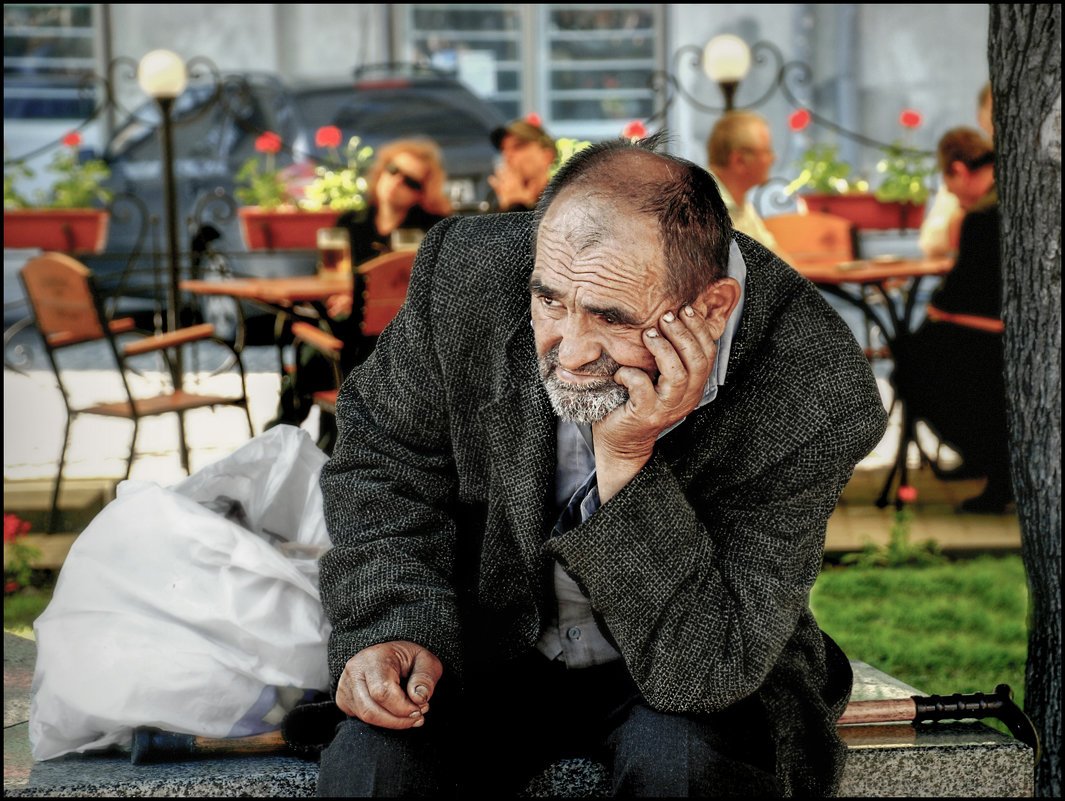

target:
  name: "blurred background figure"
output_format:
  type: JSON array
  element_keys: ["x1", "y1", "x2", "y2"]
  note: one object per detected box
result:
[
  {"x1": 707, "y1": 110, "x2": 786, "y2": 259},
  {"x1": 487, "y1": 115, "x2": 557, "y2": 212},
  {"x1": 892, "y1": 127, "x2": 1008, "y2": 514},
  {"x1": 332, "y1": 138, "x2": 453, "y2": 290},
  {"x1": 267, "y1": 138, "x2": 453, "y2": 448},
  {"x1": 919, "y1": 82, "x2": 994, "y2": 257}
]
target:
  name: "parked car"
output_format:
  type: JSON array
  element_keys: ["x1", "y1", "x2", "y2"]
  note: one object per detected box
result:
[{"x1": 80, "y1": 65, "x2": 505, "y2": 339}]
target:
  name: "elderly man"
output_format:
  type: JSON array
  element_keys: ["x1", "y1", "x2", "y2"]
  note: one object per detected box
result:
[
  {"x1": 707, "y1": 110, "x2": 786, "y2": 258},
  {"x1": 487, "y1": 116, "x2": 558, "y2": 211},
  {"x1": 316, "y1": 134, "x2": 887, "y2": 796}
]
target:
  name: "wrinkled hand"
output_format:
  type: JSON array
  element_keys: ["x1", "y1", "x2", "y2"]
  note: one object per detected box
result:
[
  {"x1": 335, "y1": 641, "x2": 442, "y2": 729},
  {"x1": 593, "y1": 305, "x2": 718, "y2": 502}
]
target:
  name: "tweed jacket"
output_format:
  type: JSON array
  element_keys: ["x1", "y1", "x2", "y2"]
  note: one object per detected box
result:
[{"x1": 318, "y1": 211, "x2": 888, "y2": 796}]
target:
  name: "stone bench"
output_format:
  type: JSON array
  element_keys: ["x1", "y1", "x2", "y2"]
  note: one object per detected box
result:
[{"x1": 4, "y1": 632, "x2": 1034, "y2": 797}]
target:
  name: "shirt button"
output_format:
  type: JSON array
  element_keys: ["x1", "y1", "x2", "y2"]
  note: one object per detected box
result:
[{"x1": 567, "y1": 626, "x2": 582, "y2": 640}]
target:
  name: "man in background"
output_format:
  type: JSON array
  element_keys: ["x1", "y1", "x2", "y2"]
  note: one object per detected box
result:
[
  {"x1": 488, "y1": 115, "x2": 558, "y2": 212},
  {"x1": 707, "y1": 110, "x2": 786, "y2": 258}
]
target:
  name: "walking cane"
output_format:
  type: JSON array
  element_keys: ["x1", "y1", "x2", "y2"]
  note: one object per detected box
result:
[{"x1": 131, "y1": 683, "x2": 1040, "y2": 765}]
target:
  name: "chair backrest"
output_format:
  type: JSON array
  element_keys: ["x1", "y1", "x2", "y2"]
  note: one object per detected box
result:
[
  {"x1": 763, "y1": 211, "x2": 857, "y2": 264},
  {"x1": 19, "y1": 252, "x2": 108, "y2": 348},
  {"x1": 358, "y1": 249, "x2": 417, "y2": 336}
]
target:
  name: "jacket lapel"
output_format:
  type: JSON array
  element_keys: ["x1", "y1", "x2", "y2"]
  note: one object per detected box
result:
[{"x1": 477, "y1": 313, "x2": 557, "y2": 572}]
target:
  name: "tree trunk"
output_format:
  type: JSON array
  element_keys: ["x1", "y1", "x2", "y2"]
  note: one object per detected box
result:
[{"x1": 988, "y1": 5, "x2": 1061, "y2": 797}]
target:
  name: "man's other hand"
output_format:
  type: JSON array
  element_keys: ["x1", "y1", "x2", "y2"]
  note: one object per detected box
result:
[{"x1": 336, "y1": 641, "x2": 443, "y2": 729}]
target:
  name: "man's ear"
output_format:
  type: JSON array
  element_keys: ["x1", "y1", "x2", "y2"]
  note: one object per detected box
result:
[{"x1": 695, "y1": 277, "x2": 742, "y2": 340}]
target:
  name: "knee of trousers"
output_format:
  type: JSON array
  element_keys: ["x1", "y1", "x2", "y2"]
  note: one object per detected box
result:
[{"x1": 316, "y1": 717, "x2": 451, "y2": 798}]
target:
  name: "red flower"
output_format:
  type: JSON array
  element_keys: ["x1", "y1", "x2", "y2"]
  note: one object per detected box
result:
[
  {"x1": 621, "y1": 120, "x2": 648, "y2": 140},
  {"x1": 5, "y1": 580, "x2": 20, "y2": 594},
  {"x1": 254, "y1": 132, "x2": 283, "y2": 155},
  {"x1": 4, "y1": 513, "x2": 31, "y2": 544},
  {"x1": 788, "y1": 109, "x2": 811, "y2": 132},
  {"x1": 525, "y1": 112, "x2": 543, "y2": 128},
  {"x1": 897, "y1": 485, "x2": 918, "y2": 504},
  {"x1": 315, "y1": 125, "x2": 342, "y2": 149},
  {"x1": 899, "y1": 109, "x2": 922, "y2": 129},
  {"x1": 62, "y1": 131, "x2": 82, "y2": 148}
]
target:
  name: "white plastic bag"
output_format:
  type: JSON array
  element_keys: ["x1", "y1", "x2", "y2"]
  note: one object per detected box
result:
[{"x1": 29, "y1": 425, "x2": 333, "y2": 760}]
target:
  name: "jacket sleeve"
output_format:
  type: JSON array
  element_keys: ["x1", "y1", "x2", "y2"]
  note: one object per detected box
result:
[
  {"x1": 544, "y1": 292, "x2": 887, "y2": 715},
  {"x1": 317, "y1": 216, "x2": 465, "y2": 686}
]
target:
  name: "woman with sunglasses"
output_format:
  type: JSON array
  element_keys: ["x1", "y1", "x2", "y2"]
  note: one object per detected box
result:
[
  {"x1": 333, "y1": 138, "x2": 454, "y2": 274},
  {"x1": 266, "y1": 138, "x2": 453, "y2": 449}
]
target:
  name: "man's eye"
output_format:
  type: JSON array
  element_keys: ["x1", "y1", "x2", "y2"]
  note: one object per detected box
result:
[{"x1": 538, "y1": 296, "x2": 561, "y2": 308}]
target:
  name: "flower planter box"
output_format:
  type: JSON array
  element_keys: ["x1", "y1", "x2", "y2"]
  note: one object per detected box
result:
[
  {"x1": 3, "y1": 209, "x2": 110, "y2": 253},
  {"x1": 799, "y1": 194, "x2": 926, "y2": 231},
  {"x1": 237, "y1": 207, "x2": 340, "y2": 250}
]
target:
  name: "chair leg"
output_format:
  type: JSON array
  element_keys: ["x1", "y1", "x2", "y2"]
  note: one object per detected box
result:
[
  {"x1": 126, "y1": 418, "x2": 140, "y2": 480},
  {"x1": 49, "y1": 415, "x2": 73, "y2": 534},
  {"x1": 176, "y1": 410, "x2": 192, "y2": 474}
]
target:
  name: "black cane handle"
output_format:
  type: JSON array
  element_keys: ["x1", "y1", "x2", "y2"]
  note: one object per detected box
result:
[{"x1": 912, "y1": 684, "x2": 1041, "y2": 764}]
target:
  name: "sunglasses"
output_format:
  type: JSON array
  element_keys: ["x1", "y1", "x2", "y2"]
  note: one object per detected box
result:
[{"x1": 386, "y1": 162, "x2": 425, "y2": 192}]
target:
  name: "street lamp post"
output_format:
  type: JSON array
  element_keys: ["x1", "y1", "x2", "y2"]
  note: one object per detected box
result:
[
  {"x1": 136, "y1": 49, "x2": 188, "y2": 376},
  {"x1": 702, "y1": 34, "x2": 752, "y2": 112}
]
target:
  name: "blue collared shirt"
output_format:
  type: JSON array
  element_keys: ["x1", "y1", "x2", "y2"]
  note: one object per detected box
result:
[{"x1": 536, "y1": 240, "x2": 748, "y2": 666}]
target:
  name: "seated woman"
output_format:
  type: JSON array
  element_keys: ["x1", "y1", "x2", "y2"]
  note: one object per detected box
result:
[
  {"x1": 892, "y1": 127, "x2": 1009, "y2": 513},
  {"x1": 267, "y1": 138, "x2": 453, "y2": 447}
]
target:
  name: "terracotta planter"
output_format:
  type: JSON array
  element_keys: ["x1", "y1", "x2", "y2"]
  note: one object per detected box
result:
[
  {"x1": 799, "y1": 194, "x2": 926, "y2": 231},
  {"x1": 238, "y1": 207, "x2": 340, "y2": 250},
  {"x1": 3, "y1": 208, "x2": 111, "y2": 253}
]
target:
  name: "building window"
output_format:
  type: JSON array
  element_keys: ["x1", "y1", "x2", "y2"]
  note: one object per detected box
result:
[
  {"x1": 400, "y1": 4, "x2": 665, "y2": 140},
  {"x1": 3, "y1": 3, "x2": 99, "y2": 120}
]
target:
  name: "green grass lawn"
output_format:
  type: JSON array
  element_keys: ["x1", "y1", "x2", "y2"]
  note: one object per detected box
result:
[{"x1": 811, "y1": 553, "x2": 1029, "y2": 717}]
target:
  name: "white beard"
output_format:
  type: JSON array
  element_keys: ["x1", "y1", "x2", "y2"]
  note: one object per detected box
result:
[{"x1": 538, "y1": 346, "x2": 629, "y2": 423}]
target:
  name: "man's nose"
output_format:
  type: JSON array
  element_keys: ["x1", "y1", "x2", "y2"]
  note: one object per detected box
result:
[{"x1": 557, "y1": 316, "x2": 602, "y2": 371}]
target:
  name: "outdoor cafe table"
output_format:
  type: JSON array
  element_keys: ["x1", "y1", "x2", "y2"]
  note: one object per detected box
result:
[
  {"x1": 792, "y1": 255, "x2": 953, "y2": 508},
  {"x1": 180, "y1": 273, "x2": 354, "y2": 374}
]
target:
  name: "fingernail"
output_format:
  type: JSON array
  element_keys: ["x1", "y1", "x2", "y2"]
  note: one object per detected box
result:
[
  {"x1": 663, "y1": 311, "x2": 676, "y2": 323},
  {"x1": 413, "y1": 685, "x2": 428, "y2": 701},
  {"x1": 412, "y1": 717, "x2": 425, "y2": 727},
  {"x1": 409, "y1": 710, "x2": 422, "y2": 718},
  {"x1": 684, "y1": 305, "x2": 695, "y2": 317},
  {"x1": 645, "y1": 328, "x2": 658, "y2": 338}
]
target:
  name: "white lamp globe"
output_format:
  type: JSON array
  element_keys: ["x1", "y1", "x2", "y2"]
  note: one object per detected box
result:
[
  {"x1": 137, "y1": 49, "x2": 188, "y2": 99},
  {"x1": 702, "y1": 35, "x2": 752, "y2": 84}
]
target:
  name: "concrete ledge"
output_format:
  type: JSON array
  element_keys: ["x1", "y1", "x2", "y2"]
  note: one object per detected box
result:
[{"x1": 5, "y1": 632, "x2": 1033, "y2": 797}]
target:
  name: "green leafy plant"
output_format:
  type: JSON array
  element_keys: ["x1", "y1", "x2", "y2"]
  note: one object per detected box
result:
[
  {"x1": 302, "y1": 127, "x2": 374, "y2": 213},
  {"x1": 4, "y1": 163, "x2": 33, "y2": 209},
  {"x1": 874, "y1": 108, "x2": 936, "y2": 205},
  {"x1": 874, "y1": 143, "x2": 936, "y2": 205},
  {"x1": 4, "y1": 131, "x2": 112, "y2": 209},
  {"x1": 787, "y1": 143, "x2": 861, "y2": 196},
  {"x1": 4, "y1": 514, "x2": 40, "y2": 595},
  {"x1": 841, "y1": 485, "x2": 945, "y2": 568},
  {"x1": 235, "y1": 131, "x2": 296, "y2": 210}
]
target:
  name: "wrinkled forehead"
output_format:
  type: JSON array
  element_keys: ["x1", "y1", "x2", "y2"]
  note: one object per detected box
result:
[{"x1": 535, "y1": 189, "x2": 667, "y2": 300}]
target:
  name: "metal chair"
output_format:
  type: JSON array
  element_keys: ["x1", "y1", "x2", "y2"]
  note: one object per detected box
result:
[
  {"x1": 18, "y1": 252, "x2": 254, "y2": 532},
  {"x1": 763, "y1": 210, "x2": 860, "y2": 264},
  {"x1": 291, "y1": 248, "x2": 417, "y2": 420},
  {"x1": 763, "y1": 211, "x2": 889, "y2": 359}
]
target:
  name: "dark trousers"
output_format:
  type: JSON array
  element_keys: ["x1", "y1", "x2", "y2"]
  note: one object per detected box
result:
[
  {"x1": 316, "y1": 651, "x2": 781, "y2": 797},
  {"x1": 892, "y1": 321, "x2": 1011, "y2": 499}
]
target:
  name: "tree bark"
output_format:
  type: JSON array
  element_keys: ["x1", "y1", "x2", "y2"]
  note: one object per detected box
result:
[{"x1": 988, "y1": 5, "x2": 1061, "y2": 797}]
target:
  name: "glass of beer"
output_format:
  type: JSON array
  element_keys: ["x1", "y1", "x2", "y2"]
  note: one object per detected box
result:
[{"x1": 317, "y1": 227, "x2": 351, "y2": 275}]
